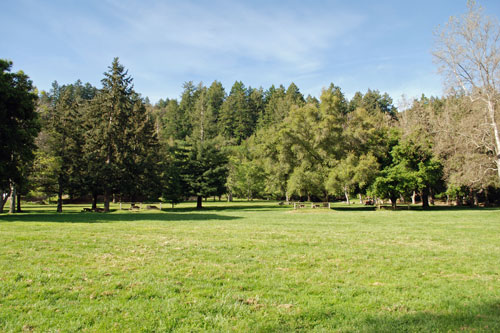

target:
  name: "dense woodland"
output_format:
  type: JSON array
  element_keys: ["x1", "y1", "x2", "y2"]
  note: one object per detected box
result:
[{"x1": 1, "y1": 2, "x2": 499, "y2": 213}]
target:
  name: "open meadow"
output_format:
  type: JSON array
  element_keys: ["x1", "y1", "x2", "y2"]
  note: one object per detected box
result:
[{"x1": 1, "y1": 202, "x2": 500, "y2": 332}]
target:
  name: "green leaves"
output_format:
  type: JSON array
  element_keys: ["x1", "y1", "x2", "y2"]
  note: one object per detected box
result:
[{"x1": 0, "y1": 59, "x2": 39, "y2": 194}]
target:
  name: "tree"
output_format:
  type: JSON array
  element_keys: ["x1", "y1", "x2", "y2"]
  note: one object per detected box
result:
[
  {"x1": 0, "y1": 60, "x2": 39, "y2": 213},
  {"x1": 226, "y1": 141, "x2": 266, "y2": 201},
  {"x1": 433, "y1": 0, "x2": 500, "y2": 180},
  {"x1": 183, "y1": 140, "x2": 228, "y2": 209},
  {"x1": 259, "y1": 85, "x2": 287, "y2": 128},
  {"x1": 178, "y1": 81, "x2": 198, "y2": 139},
  {"x1": 219, "y1": 81, "x2": 255, "y2": 143},
  {"x1": 326, "y1": 154, "x2": 357, "y2": 204},
  {"x1": 84, "y1": 58, "x2": 158, "y2": 211},
  {"x1": 371, "y1": 164, "x2": 417, "y2": 209},
  {"x1": 327, "y1": 153, "x2": 380, "y2": 204},
  {"x1": 253, "y1": 125, "x2": 294, "y2": 201},
  {"x1": 391, "y1": 137, "x2": 443, "y2": 208},
  {"x1": 159, "y1": 140, "x2": 188, "y2": 208},
  {"x1": 205, "y1": 81, "x2": 226, "y2": 139},
  {"x1": 38, "y1": 81, "x2": 96, "y2": 212},
  {"x1": 349, "y1": 89, "x2": 397, "y2": 118},
  {"x1": 159, "y1": 99, "x2": 184, "y2": 141},
  {"x1": 431, "y1": 95, "x2": 498, "y2": 202},
  {"x1": 287, "y1": 163, "x2": 324, "y2": 202}
]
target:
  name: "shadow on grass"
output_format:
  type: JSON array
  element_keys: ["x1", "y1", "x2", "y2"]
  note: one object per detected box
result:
[
  {"x1": 360, "y1": 300, "x2": 500, "y2": 332},
  {"x1": 0, "y1": 212, "x2": 242, "y2": 224},
  {"x1": 331, "y1": 206, "x2": 378, "y2": 211},
  {"x1": 331, "y1": 205, "x2": 500, "y2": 212},
  {"x1": 170, "y1": 205, "x2": 290, "y2": 212}
]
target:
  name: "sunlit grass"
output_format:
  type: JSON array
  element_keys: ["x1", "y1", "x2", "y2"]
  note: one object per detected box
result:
[{"x1": 1, "y1": 202, "x2": 499, "y2": 331}]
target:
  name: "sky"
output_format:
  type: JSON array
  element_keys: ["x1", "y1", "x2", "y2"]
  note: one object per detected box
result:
[{"x1": 2, "y1": 0, "x2": 499, "y2": 105}]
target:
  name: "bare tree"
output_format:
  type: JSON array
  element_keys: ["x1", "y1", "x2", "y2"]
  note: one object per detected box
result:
[{"x1": 433, "y1": 0, "x2": 500, "y2": 180}]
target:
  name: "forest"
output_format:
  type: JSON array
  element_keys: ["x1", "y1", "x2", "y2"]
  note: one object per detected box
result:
[{"x1": 1, "y1": 2, "x2": 499, "y2": 213}]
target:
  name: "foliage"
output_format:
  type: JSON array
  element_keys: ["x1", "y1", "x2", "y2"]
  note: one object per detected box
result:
[
  {"x1": 0, "y1": 59, "x2": 40, "y2": 212},
  {"x1": 37, "y1": 81, "x2": 96, "y2": 211},
  {"x1": 226, "y1": 142, "x2": 266, "y2": 200},
  {"x1": 83, "y1": 58, "x2": 159, "y2": 210},
  {"x1": 183, "y1": 140, "x2": 228, "y2": 208}
]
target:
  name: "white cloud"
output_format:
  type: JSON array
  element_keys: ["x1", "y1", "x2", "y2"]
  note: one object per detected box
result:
[{"x1": 102, "y1": 0, "x2": 364, "y2": 72}]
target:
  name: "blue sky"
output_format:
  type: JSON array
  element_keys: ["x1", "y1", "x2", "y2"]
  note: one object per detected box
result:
[{"x1": 2, "y1": 0, "x2": 499, "y2": 104}]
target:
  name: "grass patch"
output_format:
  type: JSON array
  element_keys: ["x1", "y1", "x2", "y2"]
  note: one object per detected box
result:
[{"x1": 1, "y1": 201, "x2": 499, "y2": 331}]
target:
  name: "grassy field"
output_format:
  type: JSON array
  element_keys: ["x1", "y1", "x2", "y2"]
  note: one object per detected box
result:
[{"x1": 1, "y1": 202, "x2": 499, "y2": 332}]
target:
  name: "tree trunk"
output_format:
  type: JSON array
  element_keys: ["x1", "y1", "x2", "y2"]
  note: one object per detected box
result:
[
  {"x1": 411, "y1": 191, "x2": 416, "y2": 205},
  {"x1": 390, "y1": 197, "x2": 397, "y2": 210},
  {"x1": 9, "y1": 182, "x2": 16, "y2": 214},
  {"x1": 455, "y1": 195, "x2": 462, "y2": 206},
  {"x1": 104, "y1": 189, "x2": 110, "y2": 212},
  {"x1": 92, "y1": 193, "x2": 98, "y2": 210},
  {"x1": 227, "y1": 193, "x2": 233, "y2": 202},
  {"x1": 307, "y1": 193, "x2": 311, "y2": 202},
  {"x1": 344, "y1": 188, "x2": 350, "y2": 205},
  {"x1": 473, "y1": 190, "x2": 479, "y2": 207},
  {"x1": 421, "y1": 188, "x2": 429, "y2": 209},
  {"x1": 16, "y1": 193, "x2": 21, "y2": 212},
  {"x1": 487, "y1": 100, "x2": 500, "y2": 181},
  {"x1": 358, "y1": 193, "x2": 362, "y2": 204},
  {"x1": 0, "y1": 192, "x2": 8, "y2": 213},
  {"x1": 196, "y1": 195, "x2": 203, "y2": 209},
  {"x1": 285, "y1": 192, "x2": 290, "y2": 205},
  {"x1": 57, "y1": 188, "x2": 63, "y2": 213},
  {"x1": 446, "y1": 194, "x2": 450, "y2": 206}
]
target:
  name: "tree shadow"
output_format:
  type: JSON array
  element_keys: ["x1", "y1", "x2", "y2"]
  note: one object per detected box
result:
[
  {"x1": 0, "y1": 212, "x2": 242, "y2": 224},
  {"x1": 168, "y1": 204, "x2": 290, "y2": 212},
  {"x1": 330, "y1": 205, "x2": 500, "y2": 212},
  {"x1": 359, "y1": 300, "x2": 500, "y2": 332},
  {"x1": 417, "y1": 205, "x2": 500, "y2": 211},
  {"x1": 330, "y1": 206, "x2": 378, "y2": 211}
]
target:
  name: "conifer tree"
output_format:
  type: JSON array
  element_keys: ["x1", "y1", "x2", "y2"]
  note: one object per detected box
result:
[
  {"x1": 84, "y1": 58, "x2": 158, "y2": 211},
  {"x1": 38, "y1": 81, "x2": 96, "y2": 212}
]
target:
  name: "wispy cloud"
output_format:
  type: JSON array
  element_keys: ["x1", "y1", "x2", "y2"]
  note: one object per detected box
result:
[
  {"x1": 103, "y1": 0, "x2": 364, "y2": 72},
  {"x1": 2, "y1": 0, "x2": 469, "y2": 102}
]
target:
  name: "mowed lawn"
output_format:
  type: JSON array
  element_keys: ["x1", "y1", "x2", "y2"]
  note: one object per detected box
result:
[{"x1": 1, "y1": 202, "x2": 499, "y2": 332}]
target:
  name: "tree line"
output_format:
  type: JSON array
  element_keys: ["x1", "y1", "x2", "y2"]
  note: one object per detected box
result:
[{"x1": 1, "y1": 1, "x2": 499, "y2": 212}]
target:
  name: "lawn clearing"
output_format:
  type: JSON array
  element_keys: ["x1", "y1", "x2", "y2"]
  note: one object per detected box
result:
[{"x1": 1, "y1": 202, "x2": 499, "y2": 332}]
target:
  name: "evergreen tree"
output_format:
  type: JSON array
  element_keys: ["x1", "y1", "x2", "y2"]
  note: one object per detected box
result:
[
  {"x1": 160, "y1": 99, "x2": 184, "y2": 140},
  {"x1": 83, "y1": 58, "x2": 158, "y2": 211},
  {"x1": 179, "y1": 81, "x2": 199, "y2": 139},
  {"x1": 220, "y1": 81, "x2": 252, "y2": 143},
  {"x1": 38, "y1": 81, "x2": 96, "y2": 212},
  {"x1": 260, "y1": 84, "x2": 287, "y2": 127},
  {"x1": 205, "y1": 81, "x2": 225, "y2": 139},
  {"x1": 0, "y1": 60, "x2": 40, "y2": 213},
  {"x1": 160, "y1": 140, "x2": 188, "y2": 208},
  {"x1": 183, "y1": 140, "x2": 228, "y2": 209}
]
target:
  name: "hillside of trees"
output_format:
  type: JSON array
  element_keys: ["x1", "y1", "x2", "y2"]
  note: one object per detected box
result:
[{"x1": 1, "y1": 2, "x2": 499, "y2": 213}]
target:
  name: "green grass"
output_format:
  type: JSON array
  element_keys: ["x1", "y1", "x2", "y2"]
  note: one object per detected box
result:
[{"x1": 1, "y1": 201, "x2": 499, "y2": 332}]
